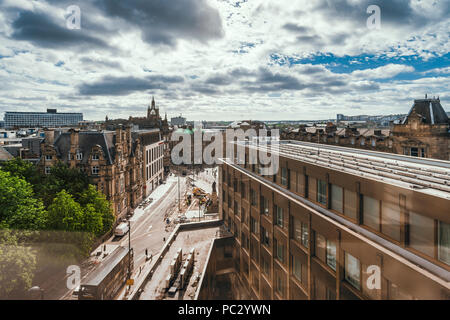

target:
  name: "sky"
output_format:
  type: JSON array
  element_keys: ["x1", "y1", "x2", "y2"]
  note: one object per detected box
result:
[{"x1": 0, "y1": 0, "x2": 449, "y2": 121}]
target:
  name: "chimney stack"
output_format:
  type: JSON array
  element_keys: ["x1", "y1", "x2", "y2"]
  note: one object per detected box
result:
[{"x1": 44, "y1": 128, "x2": 55, "y2": 145}]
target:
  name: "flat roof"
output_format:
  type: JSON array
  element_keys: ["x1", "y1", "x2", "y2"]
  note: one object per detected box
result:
[
  {"x1": 234, "y1": 140, "x2": 450, "y2": 199},
  {"x1": 5, "y1": 111, "x2": 82, "y2": 115},
  {"x1": 222, "y1": 159, "x2": 450, "y2": 285},
  {"x1": 82, "y1": 246, "x2": 129, "y2": 287}
]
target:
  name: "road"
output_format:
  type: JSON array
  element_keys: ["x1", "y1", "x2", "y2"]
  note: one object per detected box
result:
[{"x1": 60, "y1": 174, "x2": 188, "y2": 300}]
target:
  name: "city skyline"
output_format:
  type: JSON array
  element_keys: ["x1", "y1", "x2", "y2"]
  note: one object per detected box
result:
[{"x1": 0, "y1": 1, "x2": 449, "y2": 121}]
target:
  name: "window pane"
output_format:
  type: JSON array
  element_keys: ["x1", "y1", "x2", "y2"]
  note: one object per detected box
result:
[
  {"x1": 438, "y1": 221, "x2": 450, "y2": 265},
  {"x1": 326, "y1": 240, "x2": 336, "y2": 271},
  {"x1": 293, "y1": 255, "x2": 302, "y2": 282},
  {"x1": 308, "y1": 177, "x2": 316, "y2": 201},
  {"x1": 315, "y1": 233, "x2": 326, "y2": 263},
  {"x1": 331, "y1": 185, "x2": 343, "y2": 213},
  {"x1": 301, "y1": 223, "x2": 309, "y2": 248},
  {"x1": 363, "y1": 196, "x2": 380, "y2": 231},
  {"x1": 344, "y1": 190, "x2": 357, "y2": 220},
  {"x1": 317, "y1": 180, "x2": 327, "y2": 205},
  {"x1": 409, "y1": 212, "x2": 434, "y2": 257},
  {"x1": 381, "y1": 202, "x2": 401, "y2": 241},
  {"x1": 345, "y1": 252, "x2": 360, "y2": 290},
  {"x1": 293, "y1": 218, "x2": 302, "y2": 243}
]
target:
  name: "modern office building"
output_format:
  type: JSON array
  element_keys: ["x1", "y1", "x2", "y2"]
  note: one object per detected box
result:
[
  {"x1": 4, "y1": 109, "x2": 83, "y2": 128},
  {"x1": 219, "y1": 140, "x2": 450, "y2": 300}
]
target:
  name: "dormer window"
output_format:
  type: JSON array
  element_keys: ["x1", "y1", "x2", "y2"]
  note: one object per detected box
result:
[
  {"x1": 92, "y1": 154, "x2": 99, "y2": 160},
  {"x1": 45, "y1": 155, "x2": 52, "y2": 161}
]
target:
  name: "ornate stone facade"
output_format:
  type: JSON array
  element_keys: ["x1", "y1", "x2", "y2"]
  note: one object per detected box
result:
[
  {"x1": 39, "y1": 126, "x2": 145, "y2": 218},
  {"x1": 281, "y1": 97, "x2": 449, "y2": 160}
]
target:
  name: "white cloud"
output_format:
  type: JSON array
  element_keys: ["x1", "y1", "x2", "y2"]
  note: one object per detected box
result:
[{"x1": 0, "y1": 0, "x2": 448, "y2": 121}]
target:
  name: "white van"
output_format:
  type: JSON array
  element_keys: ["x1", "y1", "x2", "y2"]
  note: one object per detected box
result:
[{"x1": 114, "y1": 223, "x2": 129, "y2": 237}]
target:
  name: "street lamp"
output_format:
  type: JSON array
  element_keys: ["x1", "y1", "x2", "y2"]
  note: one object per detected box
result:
[{"x1": 127, "y1": 220, "x2": 132, "y2": 289}]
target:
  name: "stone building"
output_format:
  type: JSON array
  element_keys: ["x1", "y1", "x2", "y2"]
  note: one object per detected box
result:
[
  {"x1": 281, "y1": 97, "x2": 449, "y2": 160},
  {"x1": 39, "y1": 127, "x2": 147, "y2": 218},
  {"x1": 105, "y1": 96, "x2": 171, "y2": 173},
  {"x1": 392, "y1": 97, "x2": 449, "y2": 160}
]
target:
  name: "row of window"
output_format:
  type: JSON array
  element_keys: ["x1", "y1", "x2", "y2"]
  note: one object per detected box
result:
[{"x1": 223, "y1": 167, "x2": 450, "y2": 266}]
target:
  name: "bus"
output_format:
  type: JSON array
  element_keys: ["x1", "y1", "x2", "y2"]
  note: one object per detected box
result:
[{"x1": 78, "y1": 246, "x2": 134, "y2": 300}]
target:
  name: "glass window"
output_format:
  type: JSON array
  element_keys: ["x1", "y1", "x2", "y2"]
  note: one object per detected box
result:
[
  {"x1": 331, "y1": 185, "x2": 343, "y2": 213},
  {"x1": 344, "y1": 189, "x2": 357, "y2": 220},
  {"x1": 261, "y1": 196, "x2": 269, "y2": 215},
  {"x1": 293, "y1": 255, "x2": 302, "y2": 282},
  {"x1": 317, "y1": 180, "x2": 327, "y2": 205},
  {"x1": 315, "y1": 233, "x2": 326, "y2": 263},
  {"x1": 301, "y1": 223, "x2": 309, "y2": 248},
  {"x1": 261, "y1": 227, "x2": 270, "y2": 247},
  {"x1": 381, "y1": 202, "x2": 401, "y2": 241},
  {"x1": 438, "y1": 221, "x2": 450, "y2": 265},
  {"x1": 363, "y1": 196, "x2": 380, "y2": 231},
  {"x1": 293, "y1": 218, "x2": 302, "y2": 243},
  {"x1": 345, "y1": 252, "x2": 361, "y2": 290},
  {"x1": 276, "y1": 206, "x2": 284, "y2": 228},
  {"x1": 275, "y1": 239, "x2": 284, "y2": 263},
  {"x1": 281, "y1": 167, "x2": 288, "y2": 186},
  {"x1": 409, "y1": 211, "x2": 435, "y2": 257},
  {"x1": 326, "y1": 240, "x2": 337, "y2": 271},
  {"x1": 250, "y1": 189, "x2": 257, "y2": 206}
]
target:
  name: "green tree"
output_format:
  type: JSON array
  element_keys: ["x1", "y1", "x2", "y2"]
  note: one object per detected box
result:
[
  {"x1": 83, "y1": 204, "x2": 103, "y2": 236},
  {"x1": 0, "y1": 157, "x2": 40, "y2": 186},
  {"x1": 47, "y1": 190, "x2": 84, "y2": 232},
  {"x1": 39, "y1": 162, "x2": 91, "y2": 207},
  {"x1": 0, "y1": 229, "x2": 37, "y2": 299},
  {"x1": 79, "y1": 185, "x2": 115, "y2": 235},
  {"x1": 0, "y1": 170, "x2": 48, "y2": 230}
]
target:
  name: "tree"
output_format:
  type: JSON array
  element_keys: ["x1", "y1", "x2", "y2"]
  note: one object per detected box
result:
[
  {"x1": 0, "y1": 158, "x2": 40, "y2": 186},
  {"x1": 83, "y1": 204, "x2": 103, "y2": 236},
  {"x1": 38, "y1": 162, "x2": 91, "y2": 207},
  {"x1": 0, "y1": 170, "x2": 48, "y2": 230},
  {"x1": 47, "y1": 190, "x2": 84, "y2": 232},
  {"x1": 79, "y1": 185, "x2": 115, "y2": 235},
  {"x1": 0, "y1": 229, "x2": 37, "y2": 299}
]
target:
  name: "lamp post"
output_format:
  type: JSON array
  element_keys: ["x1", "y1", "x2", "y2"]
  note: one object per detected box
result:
[{"x1": 127, "y1": 220, "x2": 131, "y2": 290}]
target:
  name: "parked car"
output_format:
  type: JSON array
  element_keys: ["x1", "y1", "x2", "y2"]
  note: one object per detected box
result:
[{"x1": 114, "y1": 223, "x2": 129, "y2": 237}]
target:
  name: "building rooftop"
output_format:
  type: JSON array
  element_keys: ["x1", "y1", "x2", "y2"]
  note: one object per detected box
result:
[
  {"x1": 402, "y1": 98, "x2": 449, "y2": 125},
  {"x1": 139, "y1": 223, "x2": 222, "y2": 300},
  {"x1": 0, "y1": 146, "x2": 13, "y2": 161},
  {"x1": 236, "y1": 140, "x2": 450, "y2": 199}
]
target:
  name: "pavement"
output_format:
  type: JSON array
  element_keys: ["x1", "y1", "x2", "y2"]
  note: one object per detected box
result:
[
  {"x1": 59, "y1": 167, "x2": 218, "y2": 300},
  {"x1": 60, "y1": 173, "x2": 188, "y2": 300}
]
